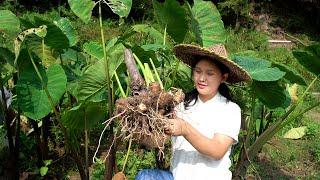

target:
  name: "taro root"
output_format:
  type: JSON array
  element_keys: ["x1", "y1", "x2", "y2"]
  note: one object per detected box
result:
[
  {"x1": 115, "y1": 82, "x2": 184, "y2": 150},
  {"x1": 113, "y1": 49, "x2": 185, "y2": 150},
  {"x1": 112, "y1": 172, "x2": 126, "y2": 180}
]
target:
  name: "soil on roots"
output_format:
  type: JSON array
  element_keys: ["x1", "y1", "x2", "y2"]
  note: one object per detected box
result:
[{"x1": 114, "y1": 82, "x2": 184, "y2": 150}]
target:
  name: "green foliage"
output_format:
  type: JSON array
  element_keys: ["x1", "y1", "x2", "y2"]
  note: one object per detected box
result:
[
  {"x1": 54, "y1": 18, "x2": 79, "y2": 47},
  {"x1": 77, "y1": 61, "x2": 108, "y2": 101},
  {"x1": 106, "y1": 0, "x2": 132, "y2": 18},
  {"x1": 83, "y1": 42, "x2": 105, "y2": 60},
  {"x1": 252, "y1": 81, "x2": 291, "y2": 109},
  {"x1": 39, "y1": 167, "x2": 48, "y2": 176},
  {"x1": 190, "y1": 0, "x2": 226, "y2": 46},
  {"x1": 32, "y1": 17, "x2": 75, "y2": 50},
  {"x1": 62, "y1": 101, "x2": 107, "y2": 130},
  {"x1": 91, "y1": 158, "x2": 105, "y2": 180},
  {"x1": 0, "y1": 10, "x2": 21, "y2": 39},
  {"x1": 293, "y1": 44, "x2": 320, "y2": 76},
  {"x1": 0, "y1": 47, "x2": 15, "y2": 77},
  {"x1": 226, "y1": 28, "x2": 269, "y2": 53},
  {"x1": 116, "y1": 149, "x2": 156, "y2": 179},
  {"x1": 18, "y1": 132, "x2": 37, "y2": 171},
  {"x1": 13, "y1": 25, "x2": 47, "y2": 64},
  {"x1": 77, "y1": 39, "x2": 125, "y2": 102},
  {"x1": 17, "y1": 60, "x2": 67, "y2": 120},
  {"x1": 233, "y1": 56, "x2": 286, "y2": 81},
  {"x1": 305, "y1": 121, "x2": 320, "y2": 138},
  {"x1": 132, "y1": 24, "x2": 163, "y2": 44},
  {"x1": 272, "y1": 62, "x2": 307, "y2": 86},
  {"x1": 153, "y1": 0, "x2": 188, "y2": 43},
  {"x1": 40, "y1": 159, "x2": 52, "y2": 176},
  {"x1": 67, "y1": 0, "x2": 95, "y2": 23},
  {"x1": 310, "y1": 141, "x2": 320, "y2": 165},
  {"x1": 163, "y1": 59, "x2": 193, "y2": 91}
]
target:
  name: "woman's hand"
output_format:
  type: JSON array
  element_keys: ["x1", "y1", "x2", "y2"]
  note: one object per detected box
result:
[{"x1": 164, "y1": 118, "x2": 188, "y2": 136}]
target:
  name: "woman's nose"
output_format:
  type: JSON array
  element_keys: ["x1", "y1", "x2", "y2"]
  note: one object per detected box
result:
[{"x1": 199, "y1": 73, "x2": 205, "y2": 82}]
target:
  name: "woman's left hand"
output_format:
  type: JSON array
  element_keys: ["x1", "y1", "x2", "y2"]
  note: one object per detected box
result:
[{"x1": 164, "y1": 118, "x2": 188, "y2": 136}]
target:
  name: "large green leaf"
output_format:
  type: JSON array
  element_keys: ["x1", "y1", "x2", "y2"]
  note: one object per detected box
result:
[
  {"x1": 61, "y1": 48, "x2": 86, "y2": 82},
  {"x1": 54, "y1": 18, "x2": 79, "y2": 47},
  {"x1": 272, "y1": 62, "x2": 306, "y2": 86},
  {"x1": 252, "y1": 81, "x2": 291, "y2": 109},
  {"x1": 190, "y1": 0, "x2": 226, "y2": 47},
  {"x1": 83, "y1": 38, "x2": 119, "y2": 61},
  {"x1": 153, "y1": 0, "x2": 188, "y2": 43},
  {"x1": 17, "y1": 58, "x2": 67, "y2": 120},
  {"x1": 60, "y1": 48, "x2": 85, "y2": 100},
  {"x1": 131, "y1": 45, "x2": 160, "y2": 67},
  {"x1": 83, "y1": 41, "x2": 104, "y2": 60},
  {"x1": 14, "y1": 25, "x2": 47, "y2": 65},
  {"x1": 33, "y1": 17, "x2": 70, "y2": 50},
  {"x1": 293, "y1": 44, "x2": 320, "y2": 76},
  {"x1": 233, "y1": 56, "x2": 286, "y2": 81},
  {"x1": 105, "y1": 0, "x2": 132, "y2": 18},
  {"x1": 132, "y1": 24, "x2": 163, "y2": 44},
  {"x1": 78, "y1": 60, "x2": 108, "y2": 102},
  {"x1": 68, "y1": 0, "x2": 95, "y2": 23},
  {"x1": 0, "y1": 10, "x2": 20, "y2": 38},
  {"x1": 78, "y1": 41, "x2": 125, "y2": 101},
  {"x1": 62, "y1": 101, "x2": 106, "y2": 130},
  {"x1": 28, "y1": 40, "x2": 59, "y2": 68}
]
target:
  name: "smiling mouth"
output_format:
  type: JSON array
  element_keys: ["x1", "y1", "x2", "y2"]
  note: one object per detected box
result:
[{"x1": 197, "y1": 83, "x2": 207, "y2": 89}]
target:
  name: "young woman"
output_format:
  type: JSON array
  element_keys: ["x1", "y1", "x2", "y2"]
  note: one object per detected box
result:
[
  {"x1": 135, "y1": 44, "x2": 250, "y2": 180},
  {"x1": 164, "y1": 44, "x2": 251, "y2": 180}
]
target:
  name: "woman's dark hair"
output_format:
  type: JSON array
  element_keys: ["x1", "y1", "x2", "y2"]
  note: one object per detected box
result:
[{"x1": 184, "y1": 56, "x2": 233, "y2": 109}]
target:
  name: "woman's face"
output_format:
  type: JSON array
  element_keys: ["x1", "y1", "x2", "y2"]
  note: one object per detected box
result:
[{"x1": 193, "y1": 59, "x2": 228, "y2": 102}]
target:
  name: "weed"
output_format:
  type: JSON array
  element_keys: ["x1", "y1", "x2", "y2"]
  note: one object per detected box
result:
[
  {"x1": 305, "y1": 120, "x2": 320, "y2": 138},
  {"x1": 91, "y1": 158, "x2": 105, "y2": 180},
  {"x1": 226, "y1": 27, "x2": 269, "y2": 54},
  {"x1": 116, "y1": 148, "x2": 156, "y2": 179}
]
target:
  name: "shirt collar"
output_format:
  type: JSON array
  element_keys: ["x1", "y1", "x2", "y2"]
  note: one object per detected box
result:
[{"x1": 197, "y1": 92, "x2": 223, "y2": 105}]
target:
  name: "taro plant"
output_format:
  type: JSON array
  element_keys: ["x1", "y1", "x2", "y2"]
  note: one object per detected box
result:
[
  {"x1": 0, "y1": 5, "x2": 129, "y2": 179},
  {"x1": 231, "y1": 44, "x2": 320, "y2": 178},
  {"x1": 67, "y1": 0, "x2": 132, "y2": 179},
  {"x1": 65, "y1": 0, "x2": 228, "y2": 178}
]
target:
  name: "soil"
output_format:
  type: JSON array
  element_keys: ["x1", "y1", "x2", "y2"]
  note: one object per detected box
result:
[
  {"x1": 114, "y1": 82, "x2": 184, "y2": 150},
  {"x1": 249, "y1": 106, "x2": 320, "y2": 179}
]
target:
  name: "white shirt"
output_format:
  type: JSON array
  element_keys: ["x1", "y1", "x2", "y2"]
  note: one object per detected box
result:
[{"x1": 170, "y1": 93, "x2": 241, "y2": 180}]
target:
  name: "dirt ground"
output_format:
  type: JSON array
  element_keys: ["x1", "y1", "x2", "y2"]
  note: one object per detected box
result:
[{"x1": 251, "y1": 106, "x2": 320, "y2": 179}]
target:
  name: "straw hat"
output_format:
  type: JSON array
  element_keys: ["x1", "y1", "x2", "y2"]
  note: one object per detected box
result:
[{"x1": 174, "y1": 44, "x2": 251, "y2": 83}]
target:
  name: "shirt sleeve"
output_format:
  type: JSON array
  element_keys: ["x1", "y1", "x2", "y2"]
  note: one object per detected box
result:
[{"x1": 214, "y1": 102, "x2": 242, "y2": 143}]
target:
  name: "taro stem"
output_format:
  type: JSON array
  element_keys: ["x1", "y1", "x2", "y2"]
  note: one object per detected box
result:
[
  {"x1": 99, "y1": 2, "x2": 115, "y2": 179},
  {"x1": 125, "y1": 49, "x2": 145, "y2": 95},
  {"x1": 28, "y1": 46, "x2": 89, "y2": 178}
]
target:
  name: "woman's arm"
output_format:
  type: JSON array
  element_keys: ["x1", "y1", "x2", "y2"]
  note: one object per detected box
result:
[{"x1": 165, "y1": 118, "x2": 234, "y2": 160}]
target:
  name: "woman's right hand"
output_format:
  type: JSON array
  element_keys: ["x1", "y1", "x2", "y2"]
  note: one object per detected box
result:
[{"x1": 164, "y1": 118, "x2": 188, "y2": 136}]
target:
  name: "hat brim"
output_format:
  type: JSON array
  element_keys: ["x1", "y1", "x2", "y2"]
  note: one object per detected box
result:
[{"x1": 174, "y1": 44, "x2": 251, "y2": 83}]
